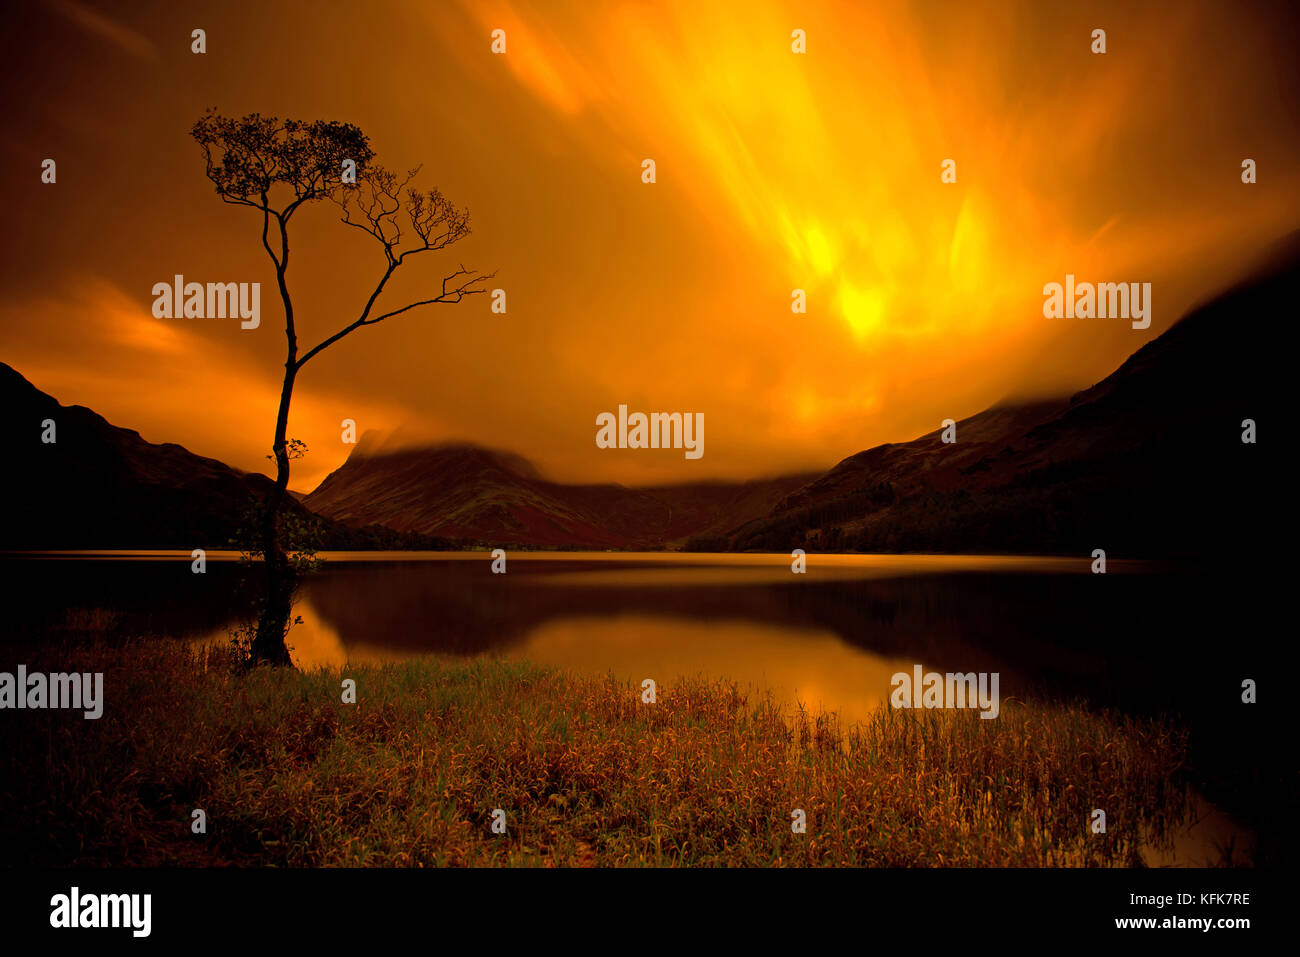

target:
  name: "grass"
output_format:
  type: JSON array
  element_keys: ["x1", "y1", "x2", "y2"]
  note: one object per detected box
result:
[{"x1": 1, "y1": 635, "x2": 1194, "y2": 867}]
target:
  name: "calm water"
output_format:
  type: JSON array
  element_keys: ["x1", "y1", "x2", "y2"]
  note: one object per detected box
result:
[{"x1": 2, "y1": 550, "x2": 1267, "y2": 864}]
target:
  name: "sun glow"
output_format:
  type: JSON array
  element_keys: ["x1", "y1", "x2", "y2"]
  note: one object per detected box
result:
[{"x1": 3, "y1": 0, "x2": 1296, "y2": 486}]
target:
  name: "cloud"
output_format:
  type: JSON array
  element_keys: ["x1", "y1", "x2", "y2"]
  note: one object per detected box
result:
[
  {"x1": 50, "y1": 0, "x2": 158, "y2": 60},
  {"x1": 0, "y1": 276, "x2": 415, "y2": 492},
  {"x1": 4, "y1": 0, "x2": 1298, "y2": 487}
]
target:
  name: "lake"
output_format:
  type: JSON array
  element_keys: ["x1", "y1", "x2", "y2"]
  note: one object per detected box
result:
[{"x1": 1, "y1": 549, "x2": 1264, "y2": 864}]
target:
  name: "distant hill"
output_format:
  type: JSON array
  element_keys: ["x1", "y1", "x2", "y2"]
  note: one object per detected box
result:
[
  {"x1": 0, "y1": 364, "x2": 449, "y2": 550},
  {"x1": 3, "y1": 235, "x2": 1288, "y2": 557},
  {"x1": 303, "y1": 435, "x2": 816, "y2": 549},
  {"x1": 699, "y1": 237, "x2": 1291, "y2": 558}
]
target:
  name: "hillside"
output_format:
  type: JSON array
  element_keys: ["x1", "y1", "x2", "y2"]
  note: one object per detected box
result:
[
  {"x1": 4, "y1": 235, "x2": 1288, "y2": 557},
  {"x1": 704, "y1": 241, "x2": 1290, "y2": 557},
  {"x1": 303, "y1": 435, "x2": 815, "y2": 549},
  {"x1": 0, "y1": 364, "x2": 447, "y2": 550}
]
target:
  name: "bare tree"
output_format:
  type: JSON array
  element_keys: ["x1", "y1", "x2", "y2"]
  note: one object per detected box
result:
[{"x1": 191, "y1": 111, "x2": 492, "y2": 665}]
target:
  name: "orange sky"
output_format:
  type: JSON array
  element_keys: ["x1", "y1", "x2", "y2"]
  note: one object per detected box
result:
[{"x1": 2, "y1": 0, "x2": 1297, "y2": 491}]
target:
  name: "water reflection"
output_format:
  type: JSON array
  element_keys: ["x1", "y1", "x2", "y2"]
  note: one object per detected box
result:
[
  {"x1": 0, "y1": 551, "x2": 1267, "y2": 865},
  {"x1": 0, "y1": 550, "x2": 1252, "y2": 723}
]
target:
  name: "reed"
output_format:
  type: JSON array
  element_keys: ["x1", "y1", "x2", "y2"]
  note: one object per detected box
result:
[{"x1": 0, "y1": 636, "x2": 1191, "y2": 867}]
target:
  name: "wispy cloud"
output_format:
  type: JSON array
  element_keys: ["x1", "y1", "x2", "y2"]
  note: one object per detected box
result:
[
  {"x1": 1, "y1": 276, "x2": 415, "y2": 492},
  {"x1": 51, "y1": 0, "x2": 158, "y2": 60}
]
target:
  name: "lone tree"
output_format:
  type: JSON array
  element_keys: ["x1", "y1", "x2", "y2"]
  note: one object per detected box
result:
[{"x1": 191, "y1": 111, "x2": 492, "y2": 666}]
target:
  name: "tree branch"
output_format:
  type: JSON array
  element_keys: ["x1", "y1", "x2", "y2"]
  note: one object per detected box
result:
[{"x1": 297, "y1": 265, "x2": 494, "y2": 368}]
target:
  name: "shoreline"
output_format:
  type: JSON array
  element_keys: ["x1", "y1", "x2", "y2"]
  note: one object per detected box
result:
[{"x1": 0, "y1": 635, "x2": 1234, "y2": 868}]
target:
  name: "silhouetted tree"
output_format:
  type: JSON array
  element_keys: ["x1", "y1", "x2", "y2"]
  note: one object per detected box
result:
[{"x1": 191, "y1": 111, "x2": 492, "y2": 665}]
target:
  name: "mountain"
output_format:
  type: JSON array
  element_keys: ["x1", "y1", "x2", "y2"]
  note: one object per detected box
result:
[
  {"x1": 702, "y1": 238, "x2": 1291, "y2": 558},
  {"x1": 307, "y1": 240, "x2": 1290, "y2": 557},
  {"x1": 303, "y1": 435, "x2": 816, "y2": 549},
  {"x1": 0, "y1": 364, "x2": 447, "y2": 550},
  {"x1": 4, "y1": 235, "x2": 1289, "y2": 556}
]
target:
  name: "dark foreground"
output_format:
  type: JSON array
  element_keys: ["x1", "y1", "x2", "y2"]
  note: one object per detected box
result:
[{"x1": 0, "y1": 636, "x2": 1207, "y2": 867}]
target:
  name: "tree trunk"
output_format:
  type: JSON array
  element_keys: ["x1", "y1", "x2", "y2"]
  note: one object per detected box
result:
[
  {"x1": 251, "y1": 549, "x2": 294, "y2": 666},
  {"x1": 250, "y1": 362, "x2": 298, "y2": 667}
]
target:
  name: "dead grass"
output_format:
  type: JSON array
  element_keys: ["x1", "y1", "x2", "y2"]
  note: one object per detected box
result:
[{"x1": 0, "y1": 636, "x2": 1191, "y2": 866}]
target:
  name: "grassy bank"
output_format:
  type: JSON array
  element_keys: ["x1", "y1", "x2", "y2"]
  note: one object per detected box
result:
[{"x1": 1, "y1": 637, "x2": 1194, "y2": 866}]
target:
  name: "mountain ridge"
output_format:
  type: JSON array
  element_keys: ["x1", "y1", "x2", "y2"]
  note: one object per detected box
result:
[
  {"x1": 0, "y1": 363, "x2": 451, "y2": 550},
  {"x1": 4, "y1": 234, "x2": 1289, "y2": 555}
]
